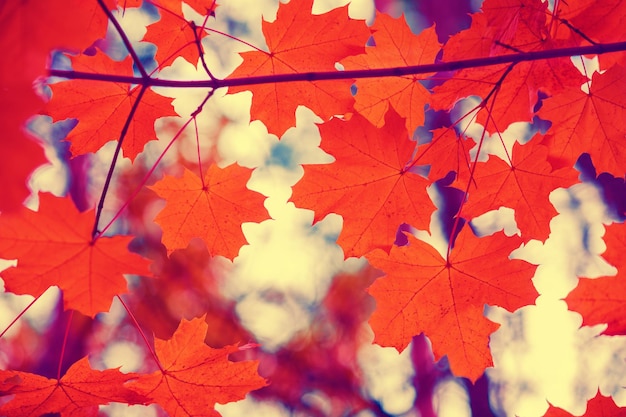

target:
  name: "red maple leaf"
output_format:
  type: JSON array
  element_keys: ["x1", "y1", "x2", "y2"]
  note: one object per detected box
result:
[
  {"x1": 365, "y1": 227, "x2": 537, "y2": 381},
  {"x1": 227, "y1": 0, "x2": 370, "y2": 136},
  {"x1": 147, "y1": 0, "x2": 217, "y2": 16},
  {"x1": 442, "y1": 0, "x2": 555, "y2": 58},
  {"x1": 127, "y1": 316, "x2": 267, "y2": 417},
  {"x1": 431, "y1": 0, "x2": 584, "y2": 131},
  {"x1": 538, "y1": 64, "x2": 626, "y2": 175},
  {"x1": 566, "y1": 221, "x2": 626, "y2": 335},
  {"x1": 0, "y1": 193, "x2": 151, "y2": 317},
  {"x1": 543, "y1": 391, "x2": 626, "y2": 417},
  {"x1": 341, "y1": 13, "x2": 440, "y2": 135},
  {"x1": 0, "y1": 0, "x2": 116, "y2": 211},
  {"x1": 462, "y1": 140, "x2": 579, "y2": 241},
  {"x1": 149, "y1": 164, "x2": 267, "y2": 259},
  {"x1": 0, "y1": 97, "x2": 46, "y2": 213},
  {"x1": 290, "y1": 109, "x2": 434, "y2": 257},
  {"x1": 556, "y1": 0, "x2": 626, "y2": 46},
  {"x1": 0, "y1": 356, "x2": 147, "y2": 417},
  {"x1": 45, "y1": 50, "x2": 177, "y2": 161},
  {"x1": 433, "y1": 59, "x2": 582, "y2": 134},
  {"x1": 556, "y1": 0, "x2": 626, "y2": 69}
]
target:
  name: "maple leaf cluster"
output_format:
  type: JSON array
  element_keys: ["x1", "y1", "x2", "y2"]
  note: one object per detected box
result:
[{"x1": 1, "y1": 0, "x2": 626, "y2": 416}]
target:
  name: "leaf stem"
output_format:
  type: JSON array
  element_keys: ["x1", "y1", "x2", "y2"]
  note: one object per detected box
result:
[
  {"x1": 116, "y1": 295, "x2": 164, "y2": 372},
  {"x1": 445, "y1": 85, "x2": 502, "y2": 259},
  {"x1": 193, "y1": 15, "x2": 216, "y2": 80},
  {"x1": 0, "y1": 294, "x2": 41, "y2": 339},
  {"x1": 97, "y1": 91, "x2": 214, "y2": 237},
  {"x1": 97, "y1": 0, "x2": 149, "y2": 79},
  {"x1": 92, "y1": 85, "x2": 147, "y2": 239},
  {"x1": 204, "y1": 27, "x2": 268, "y2": 53},
  {"x1": 57, "y1": 310, "x2": 74, "y2": 380}
]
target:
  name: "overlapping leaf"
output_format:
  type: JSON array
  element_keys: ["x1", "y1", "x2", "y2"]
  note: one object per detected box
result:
[
  {"x1": 227, "y1": 0, "x2": 370, "y2": 136},
  {"x1": 544, "y1": 391, "x2": 626, "y2": 416},
  {"x1": 149, "y1": 164, "x2": 267, "y2": 259},
  {"x1": 290, "y1": 109, "x2": 434, "y2": 257},
  {"x1": 142, "y1": 0, "x2": 218, "y2": 66},
  {"x1": 462, "y1": 141, "x2": 579, "y2": 241},
  {"x1": 126, "y1": 240, "x2": 250, "y2": 346},
  {"x1": 413, "y1": 128, "x2": 476, "y2": 182},
  {"x1": 366, "y1": 227, "x2": 537, "y2": 381},
  {"x1": 127, "y1": 316, "x2": 267, "y2": 417},
  {"x1": 0, "y1": 357, "x2": 147, "y2": 417},
  {"x1": 432, "y1": 0, "x2": 584, "y2": 131},
  {"x1": 45, "y1": 50, "x2": 177, "y2": 160},
  {"x1": 566, "y1": 221, "x2": 626, "y2": 335},
  {"x1": 556, "y1": 0, "x2": 626, "y2": 46},
  {"x1": 538, "y1": 64, "x2": 626, "y2": 174},
  {"x1": 0, "y1": 193, "x2": 151, "y2": 317},
  {"x1": 342, "y1": 13, "x2": 440, "y2": 135}
]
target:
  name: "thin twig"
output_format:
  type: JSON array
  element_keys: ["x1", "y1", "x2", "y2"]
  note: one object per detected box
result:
[
  {"x1": 0, "y1": 294, "x2": 41, "y2": 339},
  {"x1": 116, "y1": 295, "x2": 164, "y2": 372},
  {"x1": 96, "y1": 0, "x2": 149, "y2": 79},
  {"x1": 92, "y1": 86, "x2": 147, "y2": 239},
  {"x1": 97, "y1": 89, "x2": 215, "y2": 237},
  {"x1": 444, "y1": 68, "x2": 509, "y2": 258},
  {"x1": 494, "y1": 40, "x2": 525, "y2": 54},
  {"x1": 192, "y1": 16, "x2": 217, "y2": 80},
  {"x1": 559, "y1": 18, "x2": 598, "y2": 45},
  {"x1": 57, "y1": 310, "x2": 74, "y2": 380}
]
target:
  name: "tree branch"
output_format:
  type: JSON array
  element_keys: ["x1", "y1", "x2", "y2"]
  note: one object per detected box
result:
[
  {"x1": 97, "y1": 0, "x2": 149, "y2": 79},
  {"x1": 48, "y1": 40, "x2": 626, "y2": 88},
  {"x1": 92, "y1": 86, "x2": 147, "y2": 239}
]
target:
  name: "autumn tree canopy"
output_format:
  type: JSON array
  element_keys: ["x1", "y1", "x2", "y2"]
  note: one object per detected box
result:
[{"x1": 1, "y1": 0, "x2": 626, "y2": 416}]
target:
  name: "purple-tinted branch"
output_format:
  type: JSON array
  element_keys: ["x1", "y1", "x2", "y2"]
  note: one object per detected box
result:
[
  {"x1": 92, "y1": 86, "x2": 147, "y2": 239},
  {"x1": 193, "y1": 18, "x2": 216, "y2": 80},
  {"x1": 49, "y1": 40, "x2": 626, "y2": 88},
  {"x1": 96, "y1": 0, "x2": 149, "y2": 79}
]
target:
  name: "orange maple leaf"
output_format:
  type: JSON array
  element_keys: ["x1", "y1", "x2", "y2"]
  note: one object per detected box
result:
[
  {"x1": 149, "y1": 164, "x2": 267, "y2": 259},
  {"x1": 290, "y1": 109, "x2": 434, "y2": 257},
  {"x1": 543, "y1": 390, "x2": 626, "y2": 417},
  {"x1": 143, "y1": 0, "x2": 218, "y2": 67},
  {"x1": 413, "y1": 128, "x2": 477, "y2": 182},
  {"x1": 0, "y1": 356, "x2": 147, "y2": 417},
  {"x1": 0, "y1": 193, "x2": 151, "y2": 317},
  {"x1": 538, "y1": 64, "x2": 626, "y2": 175},
  {"x1": 45, "y1": 50, "x2": 177, "y2": 161},
  {"x1": 227, "y1": 0, "x2": 370, "y2": 136},
  {"x1": 462, "y1": 141, "x2": 579, "y2": 241},
  {"x1": 342, "y1": 13, "x2": 440, "y2": 135},
  {"x1": 125, "y1": 240, "x2": 250, "y2": 346},
  {"x1": 366, "y1": 227, "x2": 537, "y2": 381},
  {"x1": 566, "y1": 221, "x2": 626, "y2": 335},
  {"x1": 432, "y1": 59, "x2": 583, "y2": 133},
  {"x1": 127, "y1": 316, "x2": 267, "y2": 417}
]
